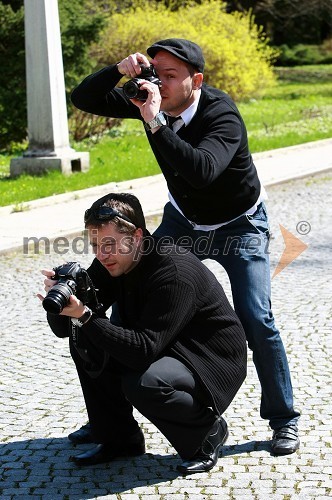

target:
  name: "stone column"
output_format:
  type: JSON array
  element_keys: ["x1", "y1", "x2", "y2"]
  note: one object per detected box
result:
[{"x1": 10, "y1": 0, "x2": 89, "y2": 176}]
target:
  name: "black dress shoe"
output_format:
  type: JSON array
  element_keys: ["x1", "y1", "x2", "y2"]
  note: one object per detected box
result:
[
  {"x1": 70, "y1": 428, "x2": 145, "y2": 466},
  {"x1": 177, "y1": 417, "x2": 229, "y2": 475},
  {"x1": 271, "y1": 424, "x2": 300, "y2": 455},
  {"x1": 68, "y1": 422, "x2": 93, "y2": 444}
]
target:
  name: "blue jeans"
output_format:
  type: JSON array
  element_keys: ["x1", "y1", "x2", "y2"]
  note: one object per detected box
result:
[{"x1": 154, "y1": 202, "x2": 300, "y2": 429}]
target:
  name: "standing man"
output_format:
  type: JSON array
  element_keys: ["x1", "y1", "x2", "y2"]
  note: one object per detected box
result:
[
  {"x1": 71, "y1": 38, "x2": 300, "y2": 454},
  {"x1": 39, "y1": 192, "x2": 247, "y2": 475}
]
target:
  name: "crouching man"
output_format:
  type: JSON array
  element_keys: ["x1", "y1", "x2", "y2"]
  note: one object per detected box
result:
[{"x1": 38, "y1": 192, "x2": 247, "y2": 475}]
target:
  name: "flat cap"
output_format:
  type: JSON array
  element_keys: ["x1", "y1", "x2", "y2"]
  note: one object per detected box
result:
[{"x1": 147, "y1": 38, "x2": 205, "y2": 73}]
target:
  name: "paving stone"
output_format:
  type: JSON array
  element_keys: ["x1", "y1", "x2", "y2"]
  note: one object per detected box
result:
[{"x1": 0, "y1": 173, "x2": 331, "y2": 499}]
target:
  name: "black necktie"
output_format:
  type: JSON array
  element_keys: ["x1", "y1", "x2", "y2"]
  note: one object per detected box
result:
[
  {"x1": 167, "y1": 115, "x2": 184, "y2": 135},
  {"x1": 167, "y1": 115, "x2": 180, "y2": 128}
]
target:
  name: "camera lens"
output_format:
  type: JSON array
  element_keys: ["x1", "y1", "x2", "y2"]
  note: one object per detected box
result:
[
  {"x1": 123, "y1": 80, "x2": 148, "y2": 101},
  {"x1": 42, "y1": 282, "x2": 74, "y2": 314},
  {"x1": 123, "y1": 80, "x2": 140, "y2": 99}
]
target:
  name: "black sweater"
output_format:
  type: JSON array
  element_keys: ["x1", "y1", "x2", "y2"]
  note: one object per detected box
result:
[
  {"x1": 71, "y1": 64, "x2": 261, "y2": 224},
  {"x1": 47, "y1": 241, "x2": 247, "y2": 415}
]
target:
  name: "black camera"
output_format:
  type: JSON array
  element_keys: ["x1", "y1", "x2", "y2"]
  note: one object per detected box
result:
[
  {"x1": 42, "y1": 262, "x2": 98, "y2": 315},
  {"x1": 123, "y1": 64, "x2": 161, "y2": 101}
]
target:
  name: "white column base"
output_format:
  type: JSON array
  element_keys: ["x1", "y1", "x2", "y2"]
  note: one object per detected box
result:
[{"x1": 10, "y1": 152, "x2": 90, "y2": 176}]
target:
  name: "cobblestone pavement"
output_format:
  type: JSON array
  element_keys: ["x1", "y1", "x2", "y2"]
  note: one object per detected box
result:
[{"x1": 1, "y1": 173, "x2": 331, "y2": 499}]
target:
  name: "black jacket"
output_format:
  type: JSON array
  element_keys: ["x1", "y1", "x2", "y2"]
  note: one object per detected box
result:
[
  {"x1": 71, "y1": 64, "x2": 261, "y2": 224},
  {"x1": 48, "y1": 240, "x2": 247, "y2": 415}
]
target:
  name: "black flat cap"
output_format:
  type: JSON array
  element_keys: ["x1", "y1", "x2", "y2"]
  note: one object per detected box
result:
[{"x1": 147, "y1": 38, "x2": 205, "y2": 73}]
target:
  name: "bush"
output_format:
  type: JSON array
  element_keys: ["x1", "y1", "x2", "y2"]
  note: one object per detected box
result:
[
  {"x1": 93, "y1": 0, "x2": 277, "y2": 101},
  {"x1": 70, "y1": 108, "x2": 121, "y2": 142},
  {"x1": 276, "y1": 42, "x2": 332, "y2": 66}
]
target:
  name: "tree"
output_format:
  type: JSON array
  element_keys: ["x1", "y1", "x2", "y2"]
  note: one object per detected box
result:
[
  {"x1": 0, "y1": 1, "x2": 25, "y2": 150},
  {"x1": 225, "y1": 0, "x2": 332, "y2": 45},
  {"x1": 270, "y1": 0, "x2": 331, "y2": 45},
  {"x1": 0, "y1": 0, "x2": 105, "y2": 151}
]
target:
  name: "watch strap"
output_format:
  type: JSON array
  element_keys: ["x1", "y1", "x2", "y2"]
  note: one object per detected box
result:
[
  {"x1": 71, "y1": 306, "x2": 93, "y2": 327},
  {"x1": 144, "y1": 112, "x2": 166, "y2": 131}
]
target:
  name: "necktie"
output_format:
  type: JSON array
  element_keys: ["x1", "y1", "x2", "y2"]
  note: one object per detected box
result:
[
  {"x1": 167, "y1": 115, "x2": 179, "y2": 127},
  {"x1": 167, "y1": 115, "x2": 183, "y2": 133}
]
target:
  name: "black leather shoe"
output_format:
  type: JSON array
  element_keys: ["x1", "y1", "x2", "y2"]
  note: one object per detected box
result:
[
  {"x1": 68, "y1": 422, "x2": 93, "y2": 444},
  {"x1": 70, "y1": 428, "x2": 145, "y2": 466},
  {"x1": 177, "y1": 417, "x2": 229, "y2": 475},
  {"x1": 271, "y1": 424, "x2": 300, "y2": 455}
]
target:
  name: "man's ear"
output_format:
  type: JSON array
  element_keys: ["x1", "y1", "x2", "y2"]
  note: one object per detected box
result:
[
  {"x1": 193, "y1": 72, "x2": 203, "y2": 90},
  {"x1": 134, "y1": 227, "x2": 144, "y2": 243}
]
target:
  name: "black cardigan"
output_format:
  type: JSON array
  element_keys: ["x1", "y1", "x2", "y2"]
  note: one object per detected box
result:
[
  {"x1": 47, "y1": 241, "x2": 247, "y2": 415},
  {"x1": 71, "y1": 64, "x2": 261, "y2": 224}
]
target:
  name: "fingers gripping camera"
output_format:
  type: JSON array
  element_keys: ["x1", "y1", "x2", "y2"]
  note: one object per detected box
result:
[
  {"x1": 123, "y1": 64, "x2": 161, "y2": 101},
  {"x1": 42, "y1": 262, "x2": 99, "y2": 315}
]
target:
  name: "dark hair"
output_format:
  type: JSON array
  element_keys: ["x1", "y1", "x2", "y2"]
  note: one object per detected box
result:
[
  {"x1": 186, "y1": 63, "x2": 198, "y2": 77},
  {"x1": 84, "y1": 192, "x2": 146, "y2": 234}
]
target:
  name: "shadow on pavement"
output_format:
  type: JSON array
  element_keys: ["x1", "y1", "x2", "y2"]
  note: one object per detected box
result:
[
  {"x1": 0, "y1": 437, "x2": 272, "y2": 496},
  {"x1": 0, "y1": 437, "x2": 181, "y2": 496},
  {"x1": 221, "y1": 439, "x2": 271, "y2": 457}
]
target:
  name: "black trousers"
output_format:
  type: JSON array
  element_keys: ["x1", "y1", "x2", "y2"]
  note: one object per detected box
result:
[{"x1": 70, "y1": 341, "x2": 217, "y2": 459}]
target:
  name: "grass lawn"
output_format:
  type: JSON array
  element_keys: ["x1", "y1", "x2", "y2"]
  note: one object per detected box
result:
[
  {"x1": 0, "y1": 64, "x2": 331, "y2": 207},
  {"x1": 239, "y1": 65, "x2": 332, "y2": 152}
]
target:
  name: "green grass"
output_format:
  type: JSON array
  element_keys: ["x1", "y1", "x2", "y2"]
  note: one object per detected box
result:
[
  {"x1": 0, "y1": 64, "x2": 331, "y2": 207},
  {"x1": 238, "y1": 65, "x2": 332, "y2": 152},
  {"x1": 0, "y1": 126, "x2": 160, "y2": 207}
]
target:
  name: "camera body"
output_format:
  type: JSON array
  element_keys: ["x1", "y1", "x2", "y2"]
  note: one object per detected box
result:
[
  {"x1": 42, "y1": 262, "x2": 98, "y2": 315},
  {"x1": 123, "y1": 64, "x2": 161, "y2": 101}
]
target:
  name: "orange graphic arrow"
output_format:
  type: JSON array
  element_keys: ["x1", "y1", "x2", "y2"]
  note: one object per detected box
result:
[{"x1": 272, "y1": 224, "x2": 308, "y2": 279}]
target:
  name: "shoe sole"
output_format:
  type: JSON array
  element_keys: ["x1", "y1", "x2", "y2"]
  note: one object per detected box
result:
[{"x1": 271, "y1": 444, "x2": 300, "y2": 456}]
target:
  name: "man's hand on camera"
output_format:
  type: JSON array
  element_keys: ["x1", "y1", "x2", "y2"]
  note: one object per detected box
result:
[
  {"x1": 37, "y1": 269, "x2": 84, "y2": 319},
  {"x1": 117, "y1": 52, "x2": 150, "y2": 77},
  {"x1": 117, "y1": 52, "x2": 162, "y2": 124},
  {"x1": 131, "y1": 80, "x2": 162, "y2": 124},
  {"x1": 60, "y1": 295, "x2": 86, "y2": 319},
  {"x1": 36, "y1": 268, "x2": 57, "y2": 302}
]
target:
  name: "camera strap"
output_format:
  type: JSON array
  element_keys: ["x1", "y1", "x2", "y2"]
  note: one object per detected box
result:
[{"x1": 70, "y1": 322, "x2": 110, "y2": 379}]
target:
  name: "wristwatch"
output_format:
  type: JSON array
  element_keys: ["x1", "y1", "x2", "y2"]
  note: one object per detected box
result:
[
  {"x1": 71, "y1": 306, "x2": 93, "y2": 327},
  {"x1": 144, "y1": 112, "x2": 166, "y2": 131}
]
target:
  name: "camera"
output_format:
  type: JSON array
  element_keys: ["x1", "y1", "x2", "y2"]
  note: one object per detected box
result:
[
  {"x1": 42, "y1": 262, "x2": 98, "y2": 315},
  {"x1": 123, "y1": 64, "x2": 161, "y2": 101}
]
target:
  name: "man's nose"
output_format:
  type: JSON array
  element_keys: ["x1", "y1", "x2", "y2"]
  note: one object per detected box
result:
[{"x1": 96, "y1": 248, "x2": 108, "y2": 261}]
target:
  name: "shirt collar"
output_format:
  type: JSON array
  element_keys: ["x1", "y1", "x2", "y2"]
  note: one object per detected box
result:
[{"x1": 164, "y1": 89, "x2": 201, "y2": 127}]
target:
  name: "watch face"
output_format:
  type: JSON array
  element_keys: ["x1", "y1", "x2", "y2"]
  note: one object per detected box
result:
[
  {"x1": 156, "y1": 113, "x2": 166, "y2": 126},
  {"x1": 145, "y1": 113, "x2": 166, "y2": 130}
]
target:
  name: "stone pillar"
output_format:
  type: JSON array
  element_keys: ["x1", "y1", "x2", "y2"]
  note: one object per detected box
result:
[{"x1": 10, "y1": 0, "x2": 89, "y2": 176}]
